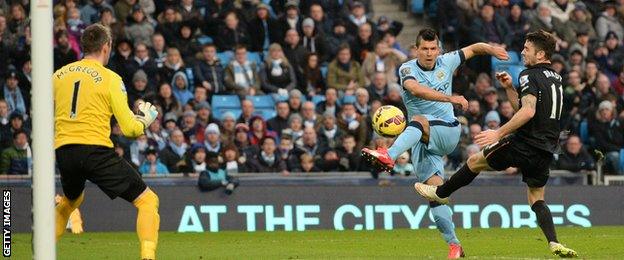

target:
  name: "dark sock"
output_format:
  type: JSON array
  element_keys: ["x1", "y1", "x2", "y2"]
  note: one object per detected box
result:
[
  {"x1": 531, "y1": 200, "x2": 558, "y2": 243},
  {"x1": 436, "y1": 164, "x2": 478, "y2": 198}
]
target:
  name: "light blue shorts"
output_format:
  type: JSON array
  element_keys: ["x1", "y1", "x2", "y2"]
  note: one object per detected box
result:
[{"x1": 411, "y1": 116, "x2": 461, "y2": 182}]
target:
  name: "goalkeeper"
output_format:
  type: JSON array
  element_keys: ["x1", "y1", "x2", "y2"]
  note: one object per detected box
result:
[{"x1": 53, "y1": 24, "x2": 160, "y2": 260}]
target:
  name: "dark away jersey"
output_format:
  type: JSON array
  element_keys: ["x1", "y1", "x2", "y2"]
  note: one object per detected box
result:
[{"x1": 515, "y1": 63, "x2": 563, "y2": 153}]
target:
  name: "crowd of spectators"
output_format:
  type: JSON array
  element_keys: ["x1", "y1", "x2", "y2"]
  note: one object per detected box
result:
[{"x1": 0, "y1": 0, "x2": 622, "y2": 177}]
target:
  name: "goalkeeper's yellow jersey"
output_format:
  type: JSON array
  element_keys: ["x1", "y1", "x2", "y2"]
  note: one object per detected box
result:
[{"x1": 53, "y1": 58, "x2": 144, "y2": 149}]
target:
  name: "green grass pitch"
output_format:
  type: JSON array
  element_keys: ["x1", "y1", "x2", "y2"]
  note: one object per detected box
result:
[{"x1": 11, "y1": 226, "x2": 624, "y2": 259}]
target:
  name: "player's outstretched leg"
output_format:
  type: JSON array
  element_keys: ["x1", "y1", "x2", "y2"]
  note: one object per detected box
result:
[
  {"x1": 529, "y1": 188, "x2": 577, "y2": 258},
  {"x1": 133, "y1": 188, "x2": 160, "y2": 260},
  {"x1": 362, "y1": 117, "x2": 428, "y2": 171},
  {"x1": 55, "y1": 192, "x2": 85, "y2": 241}
]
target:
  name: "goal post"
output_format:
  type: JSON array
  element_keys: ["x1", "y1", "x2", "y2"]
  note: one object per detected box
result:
[{"x1": 31, "y1": 0, "x2": 56, "y2": 259}]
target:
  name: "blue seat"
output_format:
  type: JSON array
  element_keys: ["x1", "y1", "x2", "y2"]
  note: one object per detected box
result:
[
  {"x1": 214, "y1": 108, "x2": 242, "y2": 121},
  {"x1": 311, "y1": 95, "x2": 325, "y2": 105},
  {"x1": 197, "y1": 35, "x2": 213, "y2": 45},
  {"x1": 247, "y1": 52, "x2": 263, "y2": 65},
  {"x1": 579, "y1": 120, "x2": 589, "y2": 144},
  {"x1": 320, "y1": 66, "x2": 328, "y2": 79},
  {"x1": 342, "y1": 95, "x2": 356, "y2": 104},
  {"x1": 507, "y1": 65, "x2": 525, "y2": 87},
  {"x1": 255, "y1": 109, "x2": 277, "y2": 120},
  {"x1": 246, "y1": 95, "x2": 274, "y2": 109},
  {"x1": 216, "y1": 52, "x2": 233, "y2": 66},
  {"x1": 619, "y1": 148, "x2": 624, "y2": 172},
  {"x1": 411, "y1": 0, "x2": 425, "y2": 14},
  {"x1": 212, "y1": 95, "x2": 241, "y2": 109},
  {"x1": 491, "y1": 51, "x2": 521, "y2": 71}
]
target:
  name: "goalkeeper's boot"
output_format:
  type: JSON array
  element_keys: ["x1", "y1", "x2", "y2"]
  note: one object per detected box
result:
[
  {"x1": 550, "y1": 242, "x2": 578, "y2": 258},
  {"x1": 414, "y1": 183, "x2": 449, "y2": 204},
  {"x1": 361, "y1": 147, "x2": 394, "y2": 172},
  {"x1": 448, "y1": 243, "x2": 465, "y2": 259}
]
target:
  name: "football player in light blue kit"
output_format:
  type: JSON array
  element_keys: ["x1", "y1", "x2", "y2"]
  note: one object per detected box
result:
[{"x1": 362, "y1": 29, "x2": 508, "y2": 259}]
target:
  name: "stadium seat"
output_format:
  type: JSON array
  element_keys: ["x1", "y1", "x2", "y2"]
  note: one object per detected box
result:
[
  {"x1": 212, "y1": 95, "x2": 241, "y2": 109},
  {"x1": 217, "y1": 52, "x2": 232, "y2": 66},
  {"x1": 247, "y1": 52, "x2": 263, "y2": 65},
  {"x1": 619, "y1": 149, "x2": 624, "y2": 172},
  {"x1": 311, "y1": 95, "x2": 325, "y2": 105},
  {"x1": 342, "y1": 95, "x2": 356, "y2": 104},
  {"x1": 255, "y1": 109, "x2": 277, "y2": 120},
  {"x1": 214, "y1": 108, "x2": 242, "y2": 121},
  {"x1": 491, "y1": 51, "x2": 521, "y2": 71},
  {"x1": 411, "y1": 0, "x2": 425, "y2": 14},
  {"x1": 579, "y1": 120, "x2": 589, "y2": 144},
  {"x1": 197, "y1": 36, "x2": 213, "y2": 45},
  {"x1": 247, "y1": 95, "x2": 275, "y2": 109},
  {"x1": 321, "y1": 65, "x2": 328, "y2": 79},
  {"x1": 508, "y1": 65, "x2": 525, "y2": 87}
]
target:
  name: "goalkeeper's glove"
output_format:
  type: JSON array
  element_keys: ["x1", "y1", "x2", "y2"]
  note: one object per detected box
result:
[{"x1": 136, "y1": 101, "x2": 159, "y2": 129}]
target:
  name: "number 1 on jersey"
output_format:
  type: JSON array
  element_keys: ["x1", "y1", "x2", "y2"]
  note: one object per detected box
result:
[
  {"x1": 549, "y1": 83, "x2": 563, "y2": 120},
  {"x1": 70, "y1": 81, "x2": 80, "y2": 118}
]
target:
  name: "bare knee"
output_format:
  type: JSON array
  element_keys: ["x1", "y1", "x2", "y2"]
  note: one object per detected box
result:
[
  {"x1": 466, "y1": 152, "x2": 487, "y2": 173},
  {"x1": 410, "y1": 115, "x2": 430, "y2": 136},
  {"x1": 425, "y1": 174, "x2": 444, "y2": 186}
]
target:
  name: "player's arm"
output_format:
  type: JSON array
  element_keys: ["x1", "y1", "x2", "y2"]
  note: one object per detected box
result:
[
  {"x1": 109, "y1": 77, "x2": 157, "y2": 137},
  {"x1": 461, "y1": 42, "x2": 509, "y2": 61},
  {"x1": 475, "y1": 94, "x2": 536, "y2": 147},
  {"x1": 403, "y1": 79, "x2": 468, "y2": 110}
]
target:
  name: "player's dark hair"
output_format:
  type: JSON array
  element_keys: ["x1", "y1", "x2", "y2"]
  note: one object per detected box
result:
[
  {"x1": 81, "y1": 23, "x2": 112, "y2": 55},
  {"x1": 415, "y1": 28, "x2": 439, "y2": 47},
  {"x1": 525, "y1": 30, "x2": 556, "y2": 60}
]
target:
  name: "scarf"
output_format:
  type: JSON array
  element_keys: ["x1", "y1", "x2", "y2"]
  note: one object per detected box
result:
[
  {"x1": 204, "y1": 141, "x2": 221, "y2": 153},
  {"x1": 261, "y1": 151, "x2": 275, "y2": 165},
  {"x1": 539, "y1": 16, "x2": 553, "y2": 29},
  {"x1": 232, "y1": 60, "x2": 254, "y2": 87},
  {"x1": 349, "y1": 15, "x2": 367, "y2": 27},
  {"x1": 355, "y1": 102, "x2": 369, "y2": 114},
  {"x1": 271, "y1": 59, "x2": 284, "y2": 76},
  {"x1": 287, "y1": 16, "x2": 298, "y2": 29},
  {"x1": 375, "y1": 56, "x2": 386, "y2": 72},
  {"x1": 323, "y1": 127, "x2": 337, "y2": 139},
  {"x1": 226, "y1": 161, "x2": 239, "y2": 173},
  {"x1": 303, "y1": 37, "x2": 316, "y2": 53},
  {"x1": 168, "y1": 141, "x2": 188, "y2": 157},
  {"x1": 134, "y1": 56, "x2": 149, "y2": 66},
  {"x1": 338, "y1": 61, "x2": 351, "y2": 72},
  {"x1": 193, "y1": 161, "x2": 207, "y2": 172},
  {"x1": 4, "y1": 85, "x2": 26, "y2": 114},
  {"x1": 342, "y1": 113, "x2": 357, "y2": 124}
]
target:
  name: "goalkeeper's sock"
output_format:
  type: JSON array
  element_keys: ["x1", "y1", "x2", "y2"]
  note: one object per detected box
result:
[
  {"x1": 430, "y1": 202, "x2": 460, "y2": 245},
  {"x1": 388, "y1": 121, "x2": 423, "y2": 160},
  {"x1": 55, "y1": 193, "x2": 84, "y2": 241},
  {"x1": 133, "y1": 189, "x2": 160, "y2": 260},
  {"x1": 436, "y1": 164, "x2": 478, "y2": 198},
  {"x1": 532, "y1": 200, "x2": 558, "y2": 243}
]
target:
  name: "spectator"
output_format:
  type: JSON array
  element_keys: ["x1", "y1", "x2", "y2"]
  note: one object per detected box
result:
[
  {"x1": 0, "y1": 100, "x2": 9, "y2": 129},
  {"x1": 376, "y1": 16, "x2": 403, "y2": 38},
  {"x1": 248, "y1": 116, "x2": 277, "y2": 146},
  {"x1": 2, "y1": 70, "x2": 27, "y2": 115},
  {"x1": 188, "y1": 87, "x2": 209, "y2": 110},
  {"x1": 362, "y1": 40, "x2": 406, "y2": 85},
  {"x1": 392, "y1": 152, "x2": 414, "y2": 176},
  {"x1": 470, "y1": 4, "x2": 511, "y2": 47},
  {"x1": 109, "y1": 39, "x2": 134, "y2": 75},
  {"x1": 155, "y1": 6, "x2": 182, "y2": 44},
  {"x1": 507, "y1": 4, "x2": 530, "y2": 52},
  {"x1": 327, "y1": 45, "x2": 366, "y2": 94},
  {"x1": 224, "y1": 45, "x2": 262, "y2": 98},
  {"x1": 81, "y1": 0, "x2": 114, "y2": 25},
  {"x1": 185, "y1": 145, "x2": 208, "y2": 173},
  {"x1": 278, "y1": 135, "x2": 294, "y2": 161},
  {"x1": 220, "y1": 112, "x2": 237, "y2": 144},
  {"x1": 285, "y1": 113, "x2": 305, "y2": 141},
  {"x1": 289, "y1": 126, "x2": 326, "y2": 171},
  {"x1": 282, "y1": 29, "x2": 306, "y2": 87},
  {"x1": 563, "y1": 70, "x2": 593, "y2": 128},
  {"x1": 155, "y1": 82, "x2": 182, "y2": 119},
  {"x1": 381, "y1": 31, "x2": 406, "y2": 56},
  {"x1": 179, "y1": 0, "x2": 204, "y2": 27},
  {"x1": 302, "y1": 52, "x2": 325, "y2": 96},
  {"x1": 249, "y1": 3, "x2": 281, "y2": 53},
  {"x1": 327, "y1": 19, "x2": 355, "y2": 58},
  {"x1": 180, "y1": 110, "x2": 201, "y2": 143},
  {"x1": 544, "y1": 0, "x2": 575, "y2": 23},
  {"x1": 555, "y1": 135, "x2": 595, "y2": 172},
  {"x1": 159, "y1": 129, "x2": 189, "y2": 173},
  {"x1": 354, "y1": 88, "x2": 370, "y2": 116},
  {"x1": 150, "y1": 33, "x2": 167, "y2": 67},
  {"x1": 204, "y1": 0, "x2": 235, "y2": 36},
  {"x1": 337, "y1": 99, "x2": 368, "y2": 149},
  {"x1": 317, "y1": 149, "x2": 342, "y2": 171},
  {"x1": 595, "y1": 1, "x2": 624, "y2": 41},
  {"x1": 194, "y1": 44, "x2": 226, "y2": 96},
  {"x1": 126, "y1": 43, "x2": 158, "y2": 87},
  {"x1": 115, "y1": 0, "x2": 137, "y2": 23},
  {"x1": 346, "y1": 1, "x2": 369, "y2": 35},
  {"x1": 299, "y1": 153, "x2": 320, "y2": 172},
  {"x1": 99, "y1": 8, "x2": 125, "y2": 44},
  {"x1": 309, "y1": 3, "x2": 333, "y2": 35},
  {"x1": 278, "y1": 0, "x2": 303, "y2": 40},
  {"x1": 139, "y1": 146, "x2": 170, "y2": 175},
  {"x1": 316, "y1": 87, "x2": 341, "y2": 116},
  {"x1": 125, "y1": 5, "x2": 154, "y2": 48},
  {"x1": 128, "y1": 70, "x2": 152, "y2": 107},
  {"x1": 237, "y1": 99, "x2": 255, "y2": 124},
  {"x1": 288, "y1": 89, "x2": 304, "y2": 113},
  {"x1": 233, "y1": 123, "x2": 257, "y2": 157},
  {"x1": 173, "y1": 22, "x2": 201, "y2": 61},
  {"x1": 382, "y1": 84, "x2": 406, "y2": 114},
  {"x1": 594, "y1": 73, "x2": 616, "y2": 103},
  {"x1": 54, "y1": 30, "x2": 77, "y2": 70},
  {"x1": 215, "y1": 12, "x2": 250, "y2": 52},
  {"x1": 351, "y1": 22, "x2": 376, "y2": 64},
  {"x1": 484, "y1": 110, "x2": 501, "y2": 130},
  {"x1": 498, "y1": 100, "x2": 514, "y2": 125},
  {"x1": 318, "y1": 111, "x2": 345, "y2": 150},
  {"x1": 197, "y1": 151, "x2": 239, "y2": 193},
  {"x1": 530, "y1": 2, "x2": 575, "y2": 46},
  {"x1": 301, "y1": 18, "x2": 328, "y2": 63},
  {"x1": 158, "y1": 47, "x2": 186, "y2": 84},
  {"x1": 595, "y1": 32, "x2": 624, "y2": 77},
  {"x1": 337, "y1": 134, "x2": 363, "y2": 171},
  {"x1": 483, "y1": 87, "x2": 499, "y2": 111},
  {"x1": 196, "y1": 102, "x2": 219, "y2": 137},
  {"x1": 588, "y1": 101, "x2": 624, "y2": 174},
  {"x1": 0, "y1": 130, "x2": 30, "y2": 175},
  {"x1": 171, "y1": 71, "x2": 194, "y2": 105},
  {"x1": 66, "y1": 8, "x2": 86, "y2": 41},
  {"x1": 248, "y1": 136, "x2": 288, "y2": 173},
  {"x1": 260, "y1": 43, "x2": 297, "y2": 96},
  {"x1": 566, "y1": 6, "x2": 597, "y2": 41},
  {"x1": 520, "y1": 0, "x2": 539, "y2": 22},
  {"x1": 465, "y1": 99, "x2": 484, "y2": 126},
  {"x1": 267, "y1": 101, "x2": 291, "y2": 136},
  {"x1": 203, "y1": 123, "x2": 222, "y2": 153},
  {"x1": 146, "y1": 119, "x2": 168, "y2": 150},
  {"x1": 367, "y1": 72, "x2": 390, "y2": 102},
  {"x1": 222, "y1": 144, "x2": 248, "y2": 173}
]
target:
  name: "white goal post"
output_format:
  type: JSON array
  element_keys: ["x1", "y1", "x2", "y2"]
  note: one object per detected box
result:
[{"x1": 31, "y1": 0, "x2": 56, "y2": 259}]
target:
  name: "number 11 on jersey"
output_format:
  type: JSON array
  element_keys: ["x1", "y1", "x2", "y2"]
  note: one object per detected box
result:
[{"x1": 549, "y1": 83, "x2": 563, "y2": 120}]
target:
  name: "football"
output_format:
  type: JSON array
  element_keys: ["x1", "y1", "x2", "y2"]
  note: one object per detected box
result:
[{"x1": 372, "y1": 105, "x2": 406, "y2": 137}]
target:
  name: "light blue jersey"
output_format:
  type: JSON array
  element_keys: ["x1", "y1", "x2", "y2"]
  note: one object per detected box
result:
[{"x1": 398, "y1": 50, "x2": 464, "y2": 122}]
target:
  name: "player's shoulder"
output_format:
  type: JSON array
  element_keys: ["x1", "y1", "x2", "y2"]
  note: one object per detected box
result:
[{"x1": 399, "y1": 59, "x2": 418, "y2": 77}]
